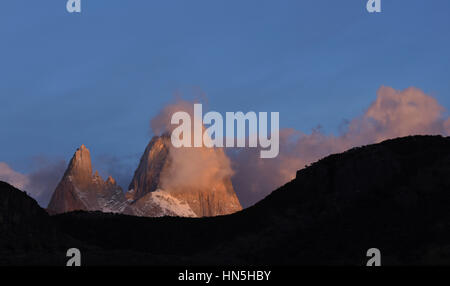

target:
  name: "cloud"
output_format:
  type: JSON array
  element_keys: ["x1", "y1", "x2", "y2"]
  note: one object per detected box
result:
[
  {"x1": 151, "y1": 97, "x2": 199, "y2": 136},
  {"x1": 231, "y1": 86, "x2": 450, "y2": 207},
  {"x1": 0, "y1": 162, "x2": 30, "y2": 191},
  {"x1": 150, "y1": 98, "x2": 234, "y2": 193},
  {"x1": 27, "y1": 157, "x2": 66, "y2": 207},
  {"x1": 160, "y1": 144, "x2": 234, "y2": 192},
  {"x1": 0, "y1": 159, "x2": 66, "y2": 207},
  {"x1": 4, "y1": 86, "x2": 447, "y2": 210},
  {"x1": 348, "y1": 86, "x2": 449, "y2": 143}
]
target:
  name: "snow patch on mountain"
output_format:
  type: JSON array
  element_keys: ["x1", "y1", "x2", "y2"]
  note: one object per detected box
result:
[{"x1": 128, "y1": 189, "x2": 197, "y2": 217}]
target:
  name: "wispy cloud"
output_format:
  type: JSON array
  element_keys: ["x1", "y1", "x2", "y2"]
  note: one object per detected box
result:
[{"x1": 0, "y1": 158, "x2": 66, "y2": 207}]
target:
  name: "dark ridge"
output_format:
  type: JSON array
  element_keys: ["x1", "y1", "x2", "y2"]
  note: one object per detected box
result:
[
  {"x1": 0, "y1": 182, "x2": 81, "y2": 265},
  {"x1": 2, "y1": 135, "x2": 450, "y2": 265}
]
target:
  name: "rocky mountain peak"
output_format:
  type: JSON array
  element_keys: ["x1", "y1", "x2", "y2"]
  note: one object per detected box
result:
[
  {"x1": 106, "y1": 176, "x2": 116, "y2": 185},
  {"x1": 47, "y1": 145, "x2": 126, "y2": 215},
  {"x1": 65, "y1": 144, "x2": 93, "y2": 182},
  {"x1": 127, "y1": 135, "x2": 171, "y2": 201},
  {"x1": 126, "y1": 135, "x2": 242, "y2": 217},
  {"x1": 47, "y1": 138, "x2": 242, "y2": 218}
]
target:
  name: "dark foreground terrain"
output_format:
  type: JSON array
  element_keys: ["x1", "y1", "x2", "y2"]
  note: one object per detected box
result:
[{"x1": 2, "y1": 135, "x2": 450, "y2": 265}]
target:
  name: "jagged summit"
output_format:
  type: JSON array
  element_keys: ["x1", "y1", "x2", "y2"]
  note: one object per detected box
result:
[
  {"x1": 47, "y1": 139, "x2": 242, "y2": 218},
  {"x1": 106, "y1": 176, "x2": 116, "y2": 185},
  {"x1": 128, "y1": 135, "x2": 171, "y2": 201},
  {"x1": 65, "y1": 144, "x2": 93, "y2": 180},
  {"x1": 47, "y1": 145, "x2": 126, "y2": 215}
]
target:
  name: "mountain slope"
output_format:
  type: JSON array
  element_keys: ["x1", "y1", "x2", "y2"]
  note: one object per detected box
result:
[
  {"x1": 0, "y1": 181, "x2": 83, "y2": 265},
  {"x1": 0, "y1": 181, "x2": 55, "y2": 252},
  {"x1": 123, "y1": 189, "x2": 197, "y2": 217}
]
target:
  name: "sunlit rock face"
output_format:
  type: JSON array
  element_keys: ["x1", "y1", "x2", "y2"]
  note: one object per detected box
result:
[
  {"x1": 126, "y1": 134, "x2": 242, "y2": 217},
  {"x1": 47, "y1": 145, "x2": 126, "y2": 215},
  {"x1": 128, "y1": 136, "x2": 171, "y2": 201},
  {"x1": 47, "y1": 138, "x2": 242, "y2": 217}
]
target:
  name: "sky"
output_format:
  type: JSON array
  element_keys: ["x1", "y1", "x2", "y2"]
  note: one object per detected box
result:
[{"x1": 1, "y1": 1, "x2": 450, "y2": 206}]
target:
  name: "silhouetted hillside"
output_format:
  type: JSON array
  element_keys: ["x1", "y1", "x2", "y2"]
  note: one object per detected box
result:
[
  {"x1": 2, "y1": 135, "x2": 450, "y2": 265},
  {"x1": 0, "y1": 182, "x2": 80, "y2": 265}
]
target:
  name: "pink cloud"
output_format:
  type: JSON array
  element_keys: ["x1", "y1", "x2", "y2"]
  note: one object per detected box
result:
[{"x1": 231, "y1": 86, "x2": 450, "y2": 207}]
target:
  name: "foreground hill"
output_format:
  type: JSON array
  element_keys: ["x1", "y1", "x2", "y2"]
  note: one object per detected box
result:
[
  {"x1": 0, "y1": 181, "x2": 81, "y2": 265},
  {"x1": 2, "y1": 135, "x2": 450, "y2": 265}
]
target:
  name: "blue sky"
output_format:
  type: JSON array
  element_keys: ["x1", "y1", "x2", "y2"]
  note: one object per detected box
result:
[{"x1": 1, "y1": 0, "x2": 450, "y2": 176}]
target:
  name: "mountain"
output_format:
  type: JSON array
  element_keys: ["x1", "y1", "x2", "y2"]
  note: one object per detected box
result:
[
  {"x1": 47, "y1": 138, "x2": 242, "y2": 218},
  {"x1": 127, "y1": 136, "x2": 170, "y2": 200},
  {"x1": 5, "y1": 135, "x2": 450, "y2": 265},
  {"x1": 125, "y1": 135, "x2": 242, "y2": 217},
  {"x1": 51, "y1": 135, "x2": 450, "y2": 265},
  {"x1": 47, "y1": 145, "x2": 127, "y2": 215}
]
